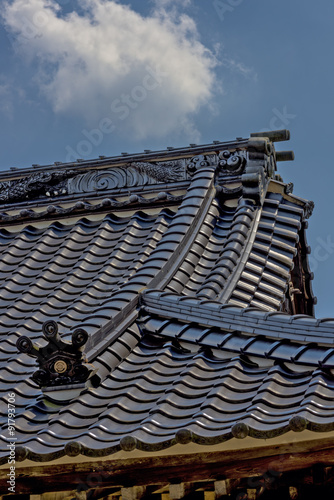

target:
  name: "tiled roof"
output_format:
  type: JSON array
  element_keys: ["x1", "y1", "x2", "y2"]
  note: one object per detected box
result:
[
  {"x1": 142, "y1": 291, "x2": 334, "y2": 345},
  {"x1": 166, "y1": 191, "x2": 307, "y2": 309},
  {"x1": 0, "y1": 131, "x2": 329, "y2": 465},
  {"x1": 1, "y1": 313, "x2": 334, "y2": 463},
  {"x1": 0, "y1": 209, "x2": 177, "y2": 340}
]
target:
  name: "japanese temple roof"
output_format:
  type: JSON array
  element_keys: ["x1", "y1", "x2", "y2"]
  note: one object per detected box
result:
[{"x1": 1, "y1": 129, "x2": 332, "y2": 466}]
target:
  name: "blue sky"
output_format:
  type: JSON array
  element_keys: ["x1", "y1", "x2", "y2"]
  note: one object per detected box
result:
[{"x1": 0, "y1": 0, "x2": 333, "y2": 317}]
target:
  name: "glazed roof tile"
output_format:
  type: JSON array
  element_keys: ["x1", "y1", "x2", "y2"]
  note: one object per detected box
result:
[
  {"x1": 3, "y1": 334, "x2": 334, "y2": 462},
  {"x1": 0, "y1": 132, "x2": 330, "y2": 464}
]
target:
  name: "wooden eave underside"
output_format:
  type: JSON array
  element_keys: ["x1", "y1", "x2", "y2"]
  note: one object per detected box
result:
[{"x1": 2, "y1": 435, "x2": 334, "y2": 495}]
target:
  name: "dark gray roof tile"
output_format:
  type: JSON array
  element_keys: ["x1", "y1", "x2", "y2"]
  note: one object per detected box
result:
[
  {"x1": 2, "y1": 330, "x2": 334, "y2": 462},
  {"x1": 0, "y1": 145, "x2": 325, "y2": 463}
]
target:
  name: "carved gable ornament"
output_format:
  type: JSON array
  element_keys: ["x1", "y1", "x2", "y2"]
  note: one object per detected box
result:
[
  {"x1": 67, "y1": 160, "x2": 186, "y2": 194},
  {"x1": 0, "y1": 161, "x2": 187, "y2": 204}
]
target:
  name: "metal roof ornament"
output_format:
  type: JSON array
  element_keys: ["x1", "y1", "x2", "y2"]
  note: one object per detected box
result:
[{"x1": 16, "y1": 320, "x2": 98, "y2": 391}]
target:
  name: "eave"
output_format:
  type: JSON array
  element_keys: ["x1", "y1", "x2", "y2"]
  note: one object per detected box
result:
[{"x1": 2, "y1": 433, "x2": 334, "y2": 495}]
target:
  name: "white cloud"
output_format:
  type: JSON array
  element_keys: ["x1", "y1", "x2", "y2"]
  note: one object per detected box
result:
[
  {"x1": 2, "y1": 0, "x2": 218, "y2": 140},
  {"x1": 222, "y1": 58, "x2": 257, "y2": 81}
]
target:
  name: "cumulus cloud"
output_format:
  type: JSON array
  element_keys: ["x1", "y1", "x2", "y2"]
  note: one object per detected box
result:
[{"x1": 2, "y1": 0, "x2": 218, "y2": 140}]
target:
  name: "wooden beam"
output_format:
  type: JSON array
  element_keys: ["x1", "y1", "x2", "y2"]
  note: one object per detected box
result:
[
  {"x1": 32, "y1": 493, "x2": 81, "y2": 500},
  {"x1": 121, "y1": 486, "x2": 146, "y2": 500},
  {"x1": 204, "y1": 492, "x2": 215, "y2": 500},
  {"x1": 214, "y1": 479, "x2": 240, "y2": 496},
  {"x1": 30, "y1": 493, "x2": 84, "y2": 500},
  {"x1": 169, "y1": 482, "x2": 192, "y2": 499},
  {"x1": 149, "y1": 485, "x2": 169, "y2": 495},
  {"x1": 75, "y1": 493, "x2": 87, "y2": 500},
  {"x1": 4, "y1": 437, "x2": 334, "y2": 494}
]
